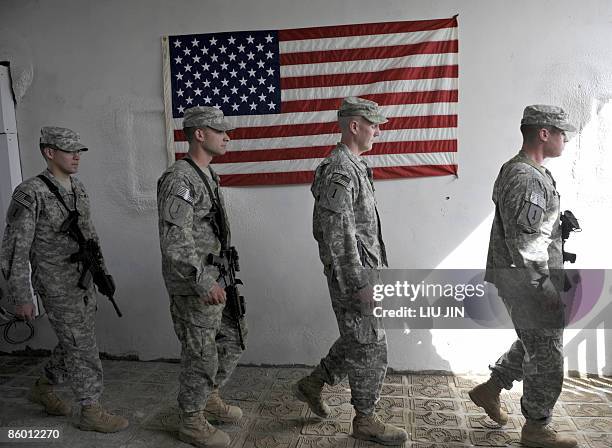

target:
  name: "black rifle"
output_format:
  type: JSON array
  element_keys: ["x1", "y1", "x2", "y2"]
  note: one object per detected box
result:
[
  {"x1": 37, "y1": 175, "x2": 122, "y2": 317},
  {"x1": 207, "y1": 247, "x2": 246, "y2": 350},
  {"x1": 561, "y1": 210, "x2": 581, "y2": 264}
]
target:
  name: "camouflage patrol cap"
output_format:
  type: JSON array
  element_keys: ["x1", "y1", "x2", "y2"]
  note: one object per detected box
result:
[
  {"x1": 40, "y1": 126, "x2": 88, "y2": 152},
  {"x1": 337, "y1": 97, "x2": 388, "y2": 125},
  {"x1": 521, "y1": 105, "x2": 577, "y2": 132},
  {"x1": 183, "y1": 106, "x2": 235, "y2": 131}
]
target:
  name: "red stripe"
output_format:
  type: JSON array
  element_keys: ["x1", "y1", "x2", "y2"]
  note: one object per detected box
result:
[
  {"x1": 213, "y1": 140, "x2": 457, "y2": 164},
  {"x1": 175, "y1": 115, "x2": 456, "y2": 141},
  {"x1": 280, "y1": 40, "x2": 458, "y2": 66},
  {"x1": 278, "y1": 17, "x2": 457, "y2": 42},
  {"x1": 216, "y1": 164, "x2": 457, "y2": 186},
  {"x1": 281, "y1": 90, "x2": 458, "y2": 113},
  {"x1": 281, "y1": 65, "x2": 458, "y2": 90}
]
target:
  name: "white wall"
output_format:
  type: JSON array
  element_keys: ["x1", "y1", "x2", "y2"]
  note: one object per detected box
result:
[{"x1": 1, "y1": 0, "x2": 611, "y2": 375}]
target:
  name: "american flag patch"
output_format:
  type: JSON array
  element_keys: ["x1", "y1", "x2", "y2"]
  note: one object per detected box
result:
[
  {"x1": 529, "y1": 190, "x2": 545, "y2": 209},
  {"x1": 12, "y1": 190, "x2": 34, "y2": 209},
  {"x1": 175, "y1": 185, "x2": 194, "y2": 204}
]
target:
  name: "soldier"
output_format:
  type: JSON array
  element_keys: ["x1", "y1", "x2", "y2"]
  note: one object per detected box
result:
[
  {"x1": 157, "y1": 106, "x2": 246, "y2": 448},
  {"x1": 0, "y1": 127, "x2": 129, "y2": 432},
  {"x1": 293, "y1": 97, "x2": 407, "y2": 445},
  {"x1": 469, "y1": 105, "x2": 578, "y2": 448}
]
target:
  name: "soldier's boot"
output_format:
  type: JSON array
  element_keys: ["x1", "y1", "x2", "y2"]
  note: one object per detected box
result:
[
  {"x1": 521, "y1": 422, "x2": 578, "y2": 448},
  {"x1": 28, "y1": 377, "x2": 72, "y2": 416},
  {"x1": 292, "y1": 375, "x2": 331, "y2": 418},
  {"x1": 352, "y1": 412, "x2": 408, "y2": 446},
  {"x1": 468, "y1": 378, "x2": 508, "y2": 425},
  {"x1": 203, "y1": 388, "x2": 243, "y2": 423},
  {"x1": 179, "y1": 411, "x2": 231, "y2": 448},
  {"x1": 78, "y1": 403, "x2": 129, "y2": 433}
]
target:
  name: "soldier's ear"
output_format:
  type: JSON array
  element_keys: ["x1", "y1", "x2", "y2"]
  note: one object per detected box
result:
[
  {"x1": 538, "y1": 127, "x2": 550, "y2": 142},
  {"x1": 41, "y1": 146, "x2": 55, "y2": 160}
]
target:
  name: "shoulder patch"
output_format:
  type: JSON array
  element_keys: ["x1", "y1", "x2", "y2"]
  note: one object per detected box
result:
[
  {"x1": 331, "y1": 172, "x2": 352, "y2": 189},
  {"x1": 174, "y1": 185, "x2": 193, "y2": 204},
  {"x1": 12, "y1": 189, "x2": 34, "y2": 209},
  {"x1": 163, "y1": 196, "x2": 191, "y2": 227},
  {"x1": 529, "y1": 190, "x2": 546, "y2": 209}
]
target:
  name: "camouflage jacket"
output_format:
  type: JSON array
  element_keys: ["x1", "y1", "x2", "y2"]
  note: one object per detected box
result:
[
  {"x1": 0, "y1": 171, "x2": 103, "y2": 305},
  {"x1": 311, "y1": 143, "x2": 387, "y2": 295},
  {"x1": 484, "y1": 151, "x2": 563, "y2": 297},
  {"x1": 157, "y1": 159, "x2": 230, "y2": 298}
]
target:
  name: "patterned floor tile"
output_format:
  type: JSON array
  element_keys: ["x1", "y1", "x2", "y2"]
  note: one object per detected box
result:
[
  {"x1": 410, "y1": 427, "x2": 468, "y2": 444},
  {"x1": 409, "y1": 385, "x2": 455, "y2": 399},
  {"x1": 563, "y1": 403, "x2": 612, "y2": 417},
  {"x1": 307, "y1": 400, "x2": 353, "y2": 422},
  {"x1": 410, "y1": 375, "x2": 451, "y2": 386},
  {"x1": 240, "y1": 433, "x2": 297, "y2": 448},
  {"x1": 559, "y1": 389, "x2": 607, "y2": 403},
  {"x1": 410, "y1": 411, "x2": 461, "y2": 427},
  {"x1": 377, "y1": 396, "x2": 407, "y2": 411},
  {"x1": 461, "y1": 399, "x2": 513, "y2": 415},
  {"x1": 469, "y1": 430, "x2": 520, "y2": 446},
  {"x1": 251, "y1": 417, "x2": 304, "y2": 435},
  {"x1": 453, "y1": 376, "x2": 485, "y2": 389},
  {"x1": 384, "y1": 373, "x2": 406, "y2": 385},
  {"x1": 300, "y1": 420, "x2": 351, "y2": 436},
  {"x1": 572, "y1": 417, "x2": 612, "y2": 432},
  {"x1": 296, "y1": 436, "x2": 350, "y2": 448},
  {"x1": 379, "y1": 384, "x2": 406, "y2": 397},
  {"x1": 257, "y1": 399, "x2": 307, "y2": 419},
  {"x1": 409, "y1": 398, "x2": 460, "y2": 413},
  {"x1": 466, "y1": 414, "x2": 518, "y2": 430},
  {"x1": 585, "y1": 432, "x2": 612, "y2": 448}
]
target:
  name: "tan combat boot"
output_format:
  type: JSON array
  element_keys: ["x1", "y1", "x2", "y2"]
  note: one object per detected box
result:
[
  {"x1": 29, "y1": 377, "x2": 72, "y2": 416},
  {"x1": 78, "y1": 403, "x2": 129, "y2": 433},
  {"x1": 203, "y1": 388, "x2": 243, "y2": 423},
  {"x1": 179, "y1": 411, "x2": 230, "y2": 448},
  {"x1": 292, "y1": 375, "x2": 331, "y2": 418},
  {"x1": 521, "y1": 422, "x2": 578, "y2": 448},
  {"x1": 468, "y1": 378, "x2": 508, "y2": 425},
  {"x1": 352, "y1": 413, "x2": 408, "y2": 446}
]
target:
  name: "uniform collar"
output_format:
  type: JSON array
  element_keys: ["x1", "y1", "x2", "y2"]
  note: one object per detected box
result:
[
  {"x1": 42, "y1": 169, "x2": 75, "y2": 193},
  {"x1": 514, "y1": 150, "x2": 547, "y2": 176},
  {"x1": 334, "y1": 143, "x2": 369, "y2": 173}
]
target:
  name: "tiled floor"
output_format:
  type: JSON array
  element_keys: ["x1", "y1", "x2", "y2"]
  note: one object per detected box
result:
[{"x1": 0, "y1": 356, "x2": 611, "y2": 447}]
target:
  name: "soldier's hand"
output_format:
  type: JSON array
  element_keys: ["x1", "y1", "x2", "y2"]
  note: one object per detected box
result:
[
  {"x1": 538, "y1": 277, "x2": 562, "y2": 312},
  {"x1": 14, "y1": 303, "x2": 36, "y2": 321},
  {"x1": 202, "y1": 283, "x2": 226, "y2": 305},
  {"x1": 353, "y1": 285, "x2": 375, "y2": 314}
]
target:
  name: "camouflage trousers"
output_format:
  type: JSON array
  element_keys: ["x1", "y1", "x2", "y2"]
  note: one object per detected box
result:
[
  {"x1": 311, "y1": 277, "x2": 387, "y2": 415},
  {"x1": 170, "y1": 295, "x2": 247, "y2": 413},
  {"x1": 490, "y1": 296, "x2": 564, "y2": 425},
  {"x1": 41, "y1": 290, "x2": 104, "y2": 405}
]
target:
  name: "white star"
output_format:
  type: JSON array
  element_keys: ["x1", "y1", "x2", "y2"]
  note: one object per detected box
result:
[
  {"x1": 266, "y1": 67, "x2": 275, "y2": 76},
  {"x1": 239, "y1": 77, "x2": 247, "y2": 86},
  {"x1": 246, "y1": 35, "x2": 254, "y2": 44},
  {"x1": 256, "y1": 43, "x2": 264, "y2": 52},
  {"x1": 246, "y1": 52, "x2": 255, "y2": 60},
  {"x1": 174, "y1": 40, "x2": 182, "y2": 48},
  {"x1": 229, "y1": 69, "x2": 238, "y2": 78},
  {"x1": 183, "y1": 48, "x2": 191, "y2": 56},
  {"x1": 267, "y1": 102, "x2": 276, "y2": 110},
  {"x1": 257, "y1": 60, "x2": 265, "y2": 69},
  {"x1": 209, "y1": 36, "x2": 217, "y2": 45},
  {"x1": 185, "y1": 80, "x2": 193, "y2": 88},
  {"x1": 174, "y1": 56, "x2": 183, "y2": 64},
  {"x1": 201, "y1": 46, "x2": 209, "y2": 54},
  {"x1": 240, "y1": 94, "x2": 248, "y2": 102},
  {"x1": 221, "y1": 78, "x2": 229, "y2": 86},
  {"x1": 210, "y1": 54, "x2": 218, "y2": 62},
  {"x1": 178, "y1": 105, "x2": 185, "y2": 113},
  {"x1": 249, "y1": 102, "x2": 257, "y2": 110},
  {"x1": 213, "y1": 104, "x2": 221, "y2": 110},
  {"x1": 220, "y1": 62, "x2": 228, "y2": 70},
  {"x1": 194, "y1": 72, "x2": 201, "y2": 80},
  {"x1": 230, "y1": 86, "x2": 239, "y2": 95},
  {"x1": 177, "y1": 89, "x2": 184, "y2": 97},
  {"x1": 194, "y1": 88, "x2": 202, "y2": 96},
  {"x1": 267, "y1": 85, "x2": 276, "y2": 93},
  {"x1": 248, "y1": 69, "x2": 256, "y2": 77},
  {"x1": 258, "y1": 77, "x2": 266, "y2": 85},
  {"x1": 191, "y1": 38, "x2": 199, "y2": 47},
  {"x1": 175, "y1": 72, "x2": 183, "y2": 80},
  {"x1": 228, "y1": 53, "x2": 236, "y2": 62},
  {"x1": 203, "y1": 79, "x2": 211, "y2": 87},
  {"x1": 265, "y1": 51, "x2": 274, "y2": 60},
  {"x1": 184, "y1": 64, "x2": 192, "y2": 72},
  {"x1": 231, "y1": 103, "x2": 239, "y2": 111},
  {"x1": 238, "y1": 61, "x2": 247, "y2": 69},
  {"x1": 248, "y1": 85, "x2": 257, "y2": 94},
  {"x1": 265, "y1": 34, "x2": 274, "y2": 43},
  {"x1": 258, "y1": 93, "x2": 266, "y2": 102},
  {"x1": 193, "y1": 55, "x2": 201, "y2": 63},
  {"x1": 212, "y1": 87, "x2": 220, "y2": 95},
  {"x1": 222, "y1": 95, "x2": 230, "y2": 103},
  {"x1": 203, "y1": 96, "x2": 212, "y2": 104},
  {"x1": 202, "y1": 63, "x2": 210, "y2": 71},
  {"x1": 211, "y1": 70, "x2": 219, "y2": 79},
  {"x1": 186, "y1": 97, "x2": 193, "y2": 104},
  {"x1": 228, "y1": 36, "x2": 236, "y2": 44},
  {"x1": 237, "y1": 44, "x2": 245, "y2": 53},
  {"x1": 219, "y1": 45, "x2": 227, "y2": 54}
]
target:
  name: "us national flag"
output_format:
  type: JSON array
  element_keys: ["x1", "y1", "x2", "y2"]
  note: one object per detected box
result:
[{"x1": 162, "y1": 16, "x2": 458, "y2": 186}]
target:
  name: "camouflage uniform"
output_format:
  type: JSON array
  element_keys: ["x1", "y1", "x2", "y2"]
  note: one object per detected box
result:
[
  {"x1": 157, "y1": 108, "x2": 245, "y2": 414},
  {"x1": 484, "y1": 105, "x2": 577, "y2": 425},
  {"x1": 0, "y1": 127, "x2": 104, "y2": 405},
  {"x1": 309, "y1": 141, "x2": 388, "y2": 416}
]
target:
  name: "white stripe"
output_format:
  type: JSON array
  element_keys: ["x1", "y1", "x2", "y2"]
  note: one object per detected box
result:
[
  {"x1": 172, "y1": 102, "x2": 457, "y2": 130},
  {"x1": 281, "y1": 78, "x2": 458, "y2": 101},
  {"x1": 175, "y1": 127, "x2": 457, "y2": 153},
  {"x1": 211, "y1": 152, "x2": 456, "y2": 175},
  {"x1": 281, "y1": 52, "x2": 458, "y2": 78},
  {"x1": 280, "y1": 27, "x2": 457, "y2": 53}
]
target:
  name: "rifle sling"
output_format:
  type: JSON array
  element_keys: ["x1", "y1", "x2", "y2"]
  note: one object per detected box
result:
[{"x1": 36, "y1": 174, "x2": 76, "y2": 213}]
